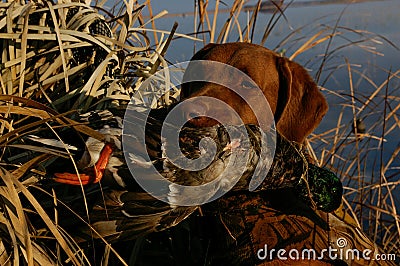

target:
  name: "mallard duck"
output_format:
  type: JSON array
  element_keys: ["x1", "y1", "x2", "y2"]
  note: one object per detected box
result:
[{"x1": 40, "y1": 108, "x2": 342, "y2": 243}]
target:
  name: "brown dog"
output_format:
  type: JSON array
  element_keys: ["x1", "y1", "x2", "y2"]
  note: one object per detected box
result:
[
  {"x1": 180, "y1": 42, "x2": 328, "y2": 143},
  {"x1": 179, "y1": 43, "x2": 330, "y2": 265}
]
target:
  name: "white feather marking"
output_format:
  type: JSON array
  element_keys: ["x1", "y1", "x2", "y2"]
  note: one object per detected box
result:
[{"x1": 27, "y1": 135, "x2": 78, "y2": 150}]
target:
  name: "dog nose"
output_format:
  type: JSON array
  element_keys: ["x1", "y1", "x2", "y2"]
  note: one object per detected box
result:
[
  {"x1": 185, "y1": 103, "x2": 207, "y2": 121},
  {"x1": 187, "y1": 111, "x2": 199, "y2": 119}
]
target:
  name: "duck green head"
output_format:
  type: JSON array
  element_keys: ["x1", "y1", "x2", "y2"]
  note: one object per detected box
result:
[{"x1": 296, "y1": 164, "x2": 343, "y2": 213}]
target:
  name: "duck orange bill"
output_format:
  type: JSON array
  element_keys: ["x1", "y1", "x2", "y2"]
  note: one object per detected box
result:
[{"x1": 54, "y1": 144, "x2": 113, "y2": 185}]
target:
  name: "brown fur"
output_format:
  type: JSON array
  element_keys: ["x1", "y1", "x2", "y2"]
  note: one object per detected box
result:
[{"x1": 180, "y1": 42, "x2": 328, "y2": 143}]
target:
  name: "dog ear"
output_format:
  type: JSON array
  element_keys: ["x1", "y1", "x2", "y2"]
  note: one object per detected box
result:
[
  {"x1": 275, "y1": 56, "x2": 292, "y2": 124},
  {"x1": 276, "y1": 59, "x2": 328, "y2": 143}
]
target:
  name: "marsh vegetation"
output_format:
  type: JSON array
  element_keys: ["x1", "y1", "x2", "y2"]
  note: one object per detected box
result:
[{"x1": 0, "y1": 0, "x2": 398, "y2": 264}]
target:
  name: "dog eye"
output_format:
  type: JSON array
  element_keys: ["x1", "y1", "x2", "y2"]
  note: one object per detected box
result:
[{"x1": 241, "y1": 80, "x2": 256, "y2": 89}]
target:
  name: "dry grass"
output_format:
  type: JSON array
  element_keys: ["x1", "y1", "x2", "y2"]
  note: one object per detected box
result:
[
  {"x1": 310, "y1": 64, "x2": 400, "y2": 254},
  {"x1": 0, "y1": 0, "x2": 398, "y2": 264},
  {"x1": 0, "y1": 0, "x2": 195, "y2": 264}
]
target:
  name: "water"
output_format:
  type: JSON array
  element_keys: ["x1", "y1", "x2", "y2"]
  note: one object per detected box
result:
[{"x1": 144, "y1": 0, "x2": 400, "y2": 64}]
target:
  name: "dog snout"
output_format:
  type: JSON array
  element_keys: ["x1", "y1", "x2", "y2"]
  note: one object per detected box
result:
[
  {"x1": 179, "y1": 101, "x2": 220, "y2": 127},
  {"x1": 185, "y1": 102, "x2": 207, "y2": 120}
]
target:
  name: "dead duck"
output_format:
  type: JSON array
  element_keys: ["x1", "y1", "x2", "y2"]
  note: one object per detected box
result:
[{"x1": 39, "y1": 108, "x2": 342, "y2": 243}]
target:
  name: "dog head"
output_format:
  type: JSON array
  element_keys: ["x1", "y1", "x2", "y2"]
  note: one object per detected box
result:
[{"x1": 180, "y1": 42, "x2": 328, "y2": 143}]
